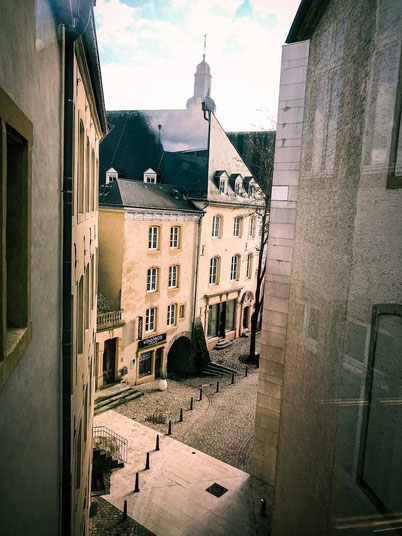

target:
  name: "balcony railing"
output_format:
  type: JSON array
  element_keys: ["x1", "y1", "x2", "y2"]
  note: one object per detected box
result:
[
  {"x1": 93, "y1": 425, "x2": 128, "y2": 463},
  {"x1": 97, "y1": 310, "x2": 124, "y2": 331}
]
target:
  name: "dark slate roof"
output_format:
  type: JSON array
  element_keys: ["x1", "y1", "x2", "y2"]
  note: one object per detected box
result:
[
  {"x1": 99, "y1": 179, "x2": 202, "y2": 213},
  {"x1": 286, "y1": 0, "x2": 329, "y2": 43},
  {"x1": 99, "y1": 109, "x2": 209, "y2": 197}
]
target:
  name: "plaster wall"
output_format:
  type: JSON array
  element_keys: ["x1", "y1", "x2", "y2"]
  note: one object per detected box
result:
[
  {"x1": 98, "y1": 209, "x2": 125, "y2": 305},
  {"x1": 0, "y1": 1, "x2": 63, "y2": 534}
]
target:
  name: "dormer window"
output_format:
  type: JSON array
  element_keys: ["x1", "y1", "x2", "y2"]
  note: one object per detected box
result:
[
  {"x1": 219, "y1": 178, "x2": 227, "y2": 195},
  {"x1": 105, "y1": 167, "x2": 118, "y2": 185},
  {"x1": 235, "y1": 178, "x2": 242, "y2": 196},
  {"x1": 144, "y1": 168, "x2": 157, "y2": 183}
]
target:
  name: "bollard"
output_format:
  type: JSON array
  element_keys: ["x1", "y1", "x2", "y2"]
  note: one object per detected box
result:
[
  {"x1": 168, "y1": 419, "x2": 172, "y2": 435},
  {"x1": 123, "y1": 499, "x2": 128, "y2": 521},
  {"x1": 260, "y1": 498, "x2": 267, "y2": 517},
  {"x1": 245, "y1": 366, "x2": 248, "y2": 377},
  {"x1": 134, "y1": 472, "x2": 140, "y2": 493},
  {"x1": 179, "y1": 408, "x2": 183, "y2": 422},
  {"x1": 155, "y1": 434, "x2": 160, "y2": 451},
  {"x1": 199, "y1": 387, "x2": 203, "y2": 401},
  {"x1": 231, "y1": 373, "x2": 235, "y2": 385},
  {"x1": 216, "y1": 380, "x2": 220, "y2": 393},
  {"x1": 145, "y1": 452, "x2": 150, "y2": 470},
  {"x1": 190, "y1": 396, "x2": 194, "y2": 410}
]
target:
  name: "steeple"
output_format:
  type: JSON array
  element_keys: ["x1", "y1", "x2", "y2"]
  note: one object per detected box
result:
[{"x1": 186, "y1": 35, "x2": 216, "y2": 112}]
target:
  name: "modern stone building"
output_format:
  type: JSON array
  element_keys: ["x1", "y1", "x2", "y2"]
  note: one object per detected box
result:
[
  {"x1": 0, "y1": 1, "x2": 106, "y2": 535},
  {"x1": 96, "y1": 56, "x2": 263, "y2": 384},
  {"x1": 253, "y1": 1, "x2": 402, "y2": 535}
]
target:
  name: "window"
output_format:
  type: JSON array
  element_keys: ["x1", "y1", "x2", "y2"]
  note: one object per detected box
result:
[
  {"x1": 143, "y1": 168, "x2": 157, "y2": 183},
  {"x1": 235, "y1": 179, "x2": 242, "y2": 196},
  {"x1": 219, "y1": 178, "x2": 227, "y2": 194},
  {"x1": 179, "y1": 304, "x2": 185, "y2": 318},
  {"x1": 147, "y1": 267, "x2": 158, "y2": 292},
  {"x1": 249, "y1": 217, "x2": 255, "y2": 238},
  {"x1": 167, "y1": 303, "x2": 177, "y2": 327},
  {"x1": 246, "y1": 254, "x2": 253, "y2": 279},
  {"x1": 225, "y1": 300, "x2": 236, "y2": 332},
  {"x1": 85, "y1": 137, "x2": 90, "y2": 213},
  {"x1": 207, "y1": 304, "x2": 219, "y2": 338},
  {"x1": 170, "y1": 226, "x2": 180, "y2": 249},
  {"x1": 212, "y1": 215, "x2": 221, "y2": 238},
  {"x1": 77, "y1": 277, "x2": 84, "y2": 354},
  {"x1": 233, "y1": 216, "x2": 242, "y2": 237},
  {"x1": 148, "y1": 226, "x2": 159, "y2": 250},
  {"x1": 145, "y1": 176, "x2": 156, "y2": 183},
  {"x1": 145, "y1": 307, "x2": 156, "y2": 333},
  {"x1": 78, "y1": 120, "x2": 84, "y2": 214},
  {"x1": 91, "y1": 149, "x2": 95, "y2": 212},
  {"x1": 209, "y1": 257, "x2": 219, "y2": 285},
  {"x1": 139, "y1": 351, "x2": 152, "y2": 378},
  {"x1": 168, "y1": 265, "x2": 179, "y2": 289},
  {"x1": 248, "y1": 183, "x2": 255, "y2": 197},
  {"x1": 0, "y1": 87, "x2": 33, "y2": 388},
  {"x1": 231, "y1": 255, "x2": 240, "y2": 281},
  {"x1": 84, "y1": 267, "x2": 89, "y2": 329}
]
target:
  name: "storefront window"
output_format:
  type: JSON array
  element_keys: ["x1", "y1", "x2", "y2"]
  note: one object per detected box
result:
[
  {"x1": 139, "y1": 351, "x2": 152, "y2": 378},
  {"x1": 225, "y1": 300, "x2": 236, "y2": 332},
  {"x1": 208, "y1": 304, "x2": 219, "y2": 338}
]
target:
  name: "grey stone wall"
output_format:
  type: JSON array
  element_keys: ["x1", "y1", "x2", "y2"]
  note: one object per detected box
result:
[{"x1": 0, "y1": 1, "x2": 63, "y2": 534}]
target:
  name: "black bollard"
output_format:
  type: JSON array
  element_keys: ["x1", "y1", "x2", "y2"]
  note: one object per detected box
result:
[
  {"x1": 155, "y1": 434, "x2": 160, "y2": 451},
  {"x1": 179, "y1": 408, "x2": 183, "y2": 422},
  {"x1": 216, "y1": 380, "x2": 220, "y2": 393},
  {"x1": 231, "y1": 373, "x2": 235, "y2": 385},
  {"x1": 190, "y1": 396, "x2": 194, "y2": 410},
  {"x1": 260, "y1": 498, "x2": 267, "y2": 517},
  {"x1": 134, "y1": 472, "x2": 140, "y2": 493},
  {"x1": 123, "y1": 500, "x2": 128, "y2": 521},
  {"x1": 168, "y1": 419, "x2": 172, "y2": 435},
  {"x1": 199, "y1": 387, "x2": 203, "y2": 401},
  {"x1": 145, "y1": 452, "x2": 150, "y2": 470},
  {"x1": 245, "y1": 366, "x2": 248, "y2": 377}
]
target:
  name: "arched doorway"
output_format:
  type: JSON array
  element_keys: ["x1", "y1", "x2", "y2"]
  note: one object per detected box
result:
[
  {"x1": 167, "y1": 336, "x2": 192, "y2": 376},
  {"x1": 240, "y1": 291, "x2": 254, "y2": 335}
]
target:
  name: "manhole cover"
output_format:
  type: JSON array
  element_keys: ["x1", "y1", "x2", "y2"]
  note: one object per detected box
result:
[{"x1": 206, "y1": 483, "x2": 228, "y2": 498}]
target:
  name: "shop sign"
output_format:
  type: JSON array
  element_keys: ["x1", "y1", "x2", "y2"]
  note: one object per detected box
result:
[
  {"x1": 138, "y1": 316, "x2": 143, "y2": 340},
  {"x1": 138, "y1": 332, "x2": 166, "y2": 350}
]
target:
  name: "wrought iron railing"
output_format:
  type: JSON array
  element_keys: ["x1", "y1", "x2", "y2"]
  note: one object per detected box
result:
[
  {"x1": 92, "y1": 426, "x2": 128, "y2": 463},
  {"x1": 97, "y1": 310, "x2": 124, "y2": 330}
]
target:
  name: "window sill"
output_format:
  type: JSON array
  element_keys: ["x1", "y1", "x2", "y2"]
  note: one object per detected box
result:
[
  {"x1": 166, "y1": 325, "x2": 177, "y2": 332},
  {"x1": 168, "y1": 287, "x2": 179, "y2": 292},
  {"x1": 1, "y1": 323, "x2": 32, "y2": 391}
]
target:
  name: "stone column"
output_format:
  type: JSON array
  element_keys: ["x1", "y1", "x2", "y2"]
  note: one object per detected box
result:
[{"x1": 252, "y1": 40, "x2": 309, "y2": 485}]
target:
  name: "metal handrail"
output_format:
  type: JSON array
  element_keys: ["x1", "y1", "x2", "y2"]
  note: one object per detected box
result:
[
  {"x1": 92, "y1": 425, "x2": 128, "y2": 463},
  {"x1": 97, "y1": 310, "x2": 124, "y2": 330}
]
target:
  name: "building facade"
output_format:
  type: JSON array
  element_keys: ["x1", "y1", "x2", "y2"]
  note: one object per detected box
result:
[
  {"x1": 253, "y1": 1, "x2": 402, "y2": 535},
  {"x1": 0, "y1": 2, "x2": 106, "y2": 535}
]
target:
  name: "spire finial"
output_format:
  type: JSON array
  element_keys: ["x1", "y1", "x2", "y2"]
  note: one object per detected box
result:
[{"x1": 203, "y1": 33, "x2": 207, "y2": 59}]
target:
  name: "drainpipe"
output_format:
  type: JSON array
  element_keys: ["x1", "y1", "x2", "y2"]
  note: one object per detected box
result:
[
  {"x1": 61, "y1": 2, "x2": 93, "y2": 534},
  {"x1": 192, "y1": 204, "x2": 208, "y2": 339}
]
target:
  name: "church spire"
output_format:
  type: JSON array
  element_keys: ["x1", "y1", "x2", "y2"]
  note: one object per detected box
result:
[{"x1": 186, "y1": 35, "x2": 216, "y2": 112}]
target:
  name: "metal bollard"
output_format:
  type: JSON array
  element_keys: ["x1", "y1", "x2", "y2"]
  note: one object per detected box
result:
[
  {"x1": 216, "y1": 380, "x2": 220, "y2": 393},
  {"x1": 123, "y1": 499, "x2": 128, "y2": 521},
  {"x1": 134, "y1": 472, "x2": 140, "y2": 493},
  {"x1": 179, "y1": 408, "x2": 183, "y2": 422},
  {"x1": 190, "y1": 396, "x2": 194, "y2": 410},
  {"x1": 245, "y1": 366, "x2": 248, "y2": 377},
  {"x1": 231, "y1": 373, "x2": 235, "y2": 385},
  {"x1": 168, "y1": 419, "x2": 172, "y2": 435},
  {"x1": 260, "y1": 498, "x2": 267, "y2": 517},
  {"x1": 199, "y1": 387, "x2": 203, "y2": 401},
  {"x1": 145, "y1": 452, "x2": 150, "y2": 470}
]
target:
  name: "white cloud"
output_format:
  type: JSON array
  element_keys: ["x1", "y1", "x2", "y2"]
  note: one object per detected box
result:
[{"x1": 95, "y1": 0, "x2": 301, "y2": 130}]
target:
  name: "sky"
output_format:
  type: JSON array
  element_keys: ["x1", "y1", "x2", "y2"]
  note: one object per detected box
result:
[{"x1": 94, "y1": 0, "x2": 301, "y2": 131}]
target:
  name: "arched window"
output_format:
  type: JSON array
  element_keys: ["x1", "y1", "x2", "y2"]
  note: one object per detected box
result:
[
  {"x1": 170, "y1": 226, "x2": 180, "y2": 249},
  {"x1": 233, "y1": 216, "x2": 242, "y2": 237},
  {"x1": 148, "y1": 226, "x2": 160, "y2": 250},
  {"x1": 145, "y1": 307, "x2": 157, "y2": 333},
  {"x1": 147, "y1": 267, "x2": 159, "y2": 292},
  {"x1": 231, "y1": 254, "x2": 240, "y2": 281},
  {"x1": 249, "y1": 217, "x2": 255, "y2": 238},
  {"x1": 91, "y1": 148, "x2": 95, "y2": 212},
  {"x1": 209, "y1": 256, "x2": 220, "y2": 285},
  {"x1": 78, "y1": 120, "x2": 84, "y2": 214},
  {"x1": 167, "y1": 303, "x2": 177, "y2": 327},
  {"x1": 212, "y1": 215, "x2": 222, "y2": 238},
  {"x1": 246, "y1": 253, "x2": 253, "y2": 279},
  {"x1": 86, "y1": 137, "x2": 90, "y2": 213},
  {"x1": 168, "y1": 265, "x2": 179, "y2": 289}
]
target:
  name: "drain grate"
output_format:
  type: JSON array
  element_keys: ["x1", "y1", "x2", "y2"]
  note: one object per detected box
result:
[{"x1": 206, "y1": 483, "x2": 228, "y2": 498}]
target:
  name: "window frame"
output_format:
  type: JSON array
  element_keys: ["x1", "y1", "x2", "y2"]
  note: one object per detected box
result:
[
  {"x1": 212, "y1": 215, "x2": 222, "y2": 238},
  {"x1": 168, "y1": 264, "x2": 179, "y2": 289},
  {"x1": 0, "y1": 85, "x2": 33, "y2": 391},
  {"x1": 230, "y1": 254, "x2": 240, "y2": 281},
  {"x1": 249, "y1": 217, "x2": 255, "y2": 238},
  {"x1": 148, "y1": 225, "x2": 160, "y2": 251},
  {"x1": 145, "y1": 307, "x2": 157, "y2": 333},
  {"x1": 233, "y1": 216, "x2": 242, "y2": 237},
  {"x1": 246, "y1": 253, "x2": 253, "y2": 279},
  {"x1": 209, "y1": 256, "x2": 220, "y2": 285},
  {"x1": 170, "y1": 226, "x2": 180, "y2": 249},
  {"x1": 167, "y1": 303, "x2": 177, "y2": 328},
  {"x1": 219, "y1": 178, "x2": 228, "y2": 195},
  {"x1": 146, "y1": 266, "x2": 159, "y2": 293}
]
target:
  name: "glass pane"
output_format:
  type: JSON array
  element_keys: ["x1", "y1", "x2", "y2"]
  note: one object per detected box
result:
[
  {"x1": 225, "y1": 300, "x2": 235, "y2": 331},
  {"x1": 139, "y1": 351, "x2": 153, "y2": 378},
  {"x1": 208, "y1": 304, "x2": 219, "y2": 337}
]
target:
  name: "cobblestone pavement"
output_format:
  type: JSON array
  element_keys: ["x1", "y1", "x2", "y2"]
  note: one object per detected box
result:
[
  {"x1": 89, "y1": 497, "x2": 155, "y2": 536},
  {"x1": 116, "y1": 335, "x2": 260, "y2": 472}
]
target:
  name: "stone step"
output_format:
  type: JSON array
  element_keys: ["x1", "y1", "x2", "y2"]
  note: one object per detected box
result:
[
  {"x1": 94, "y1": 390, "x2": 144, "y2": 415},
  {"x1": 95, "y1": 388, "x2": 141, "y2": 410},
  {"x1": 95, "y1": 386, "x2": 132, "y2": 405},
  {"x1": 201, "y1": 369, "x2": 224, "y2": 377},
  {"x1": 213, "y1": 339, "x2": 233, "y2": 350},
  {"x1": 206, "y1": 362, "x2": 237, "y2": 374}
]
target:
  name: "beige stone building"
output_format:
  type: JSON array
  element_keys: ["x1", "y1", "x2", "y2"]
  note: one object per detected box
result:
[
  {"x1": 96, "y1": 57, "x2": 263, "y2": 383},
  {"x1": 0, "y1": 2, "x2": 106, "y2": 535}
]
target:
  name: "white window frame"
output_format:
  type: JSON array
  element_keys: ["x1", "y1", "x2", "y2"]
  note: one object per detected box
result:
[
  {"x1": 212, "y1": 215, "x2": 221, "y2": 238},
  {"x1": 168, "y1": 265, "x2": 178, "y2": 289},
  {"x1": 170, "y1": 226, "x2": 180, "y2": 249},
  {"x1": 249, "y1": 217, "x2": 255, "y2": 238},
  {"x1": 145, "y1": 307, "x2": 156, "y2": 333},
  {"x1": 231, "y1": 255, "x2": 240, "y2": 281},
  {"x1": 147, "y1": 267, "x2": 158, "y2": 292},
  {"x1": 219, "y1": 178, "x2": 227, "y2": 195},
  {"x1": 246, "y1": 254, "x2": 252, "y2": 279},
  {"x1": 179, "y1": 304, "x2": 185, "y2": 318},
  {"x1": 148, "y1": 226, "x2": 159, "y2": 250},
  {"x1": 235, "y1": 179, "x2": 242, "y2": 196},
  {"x1": 233, "y1": 217, "x2": 241, "y2": 237},
  {"x1": 167, "y1": 303, "x2": 177, "y2": 328},
  {"x1": 209, "y1": 257, "x2": 219, "y2": 285}
]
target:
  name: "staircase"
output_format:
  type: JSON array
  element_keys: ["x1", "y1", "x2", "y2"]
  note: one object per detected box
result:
[
  {"x1": 94, "y1": 386, "x2": 143, "y2": 415},
  {"x1": 213, "y1": 337, "x2": 233, "y2": 350},
  {"x1": 92, "y1": 426, "x2": 128, "y2": 496},
  {"x1": 202, "y1": 362, "x2": 237, "y2": 377}
]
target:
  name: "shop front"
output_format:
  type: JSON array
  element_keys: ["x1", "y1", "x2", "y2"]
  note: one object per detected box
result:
[
  {"x1": 136, "y1": 332, "x2": 166, "y2": 385},
  {"x1": 204, "y1": 289, "x2": 243, "y2": 350}
]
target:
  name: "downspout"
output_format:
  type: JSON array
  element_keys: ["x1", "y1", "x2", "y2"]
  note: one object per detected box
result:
[
  {"x1": 192, "y1": 204, "x2": 208, "y2": 338},
  {"x1": 61, "y1": 2, "x2": 93, "y2": 534}
]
